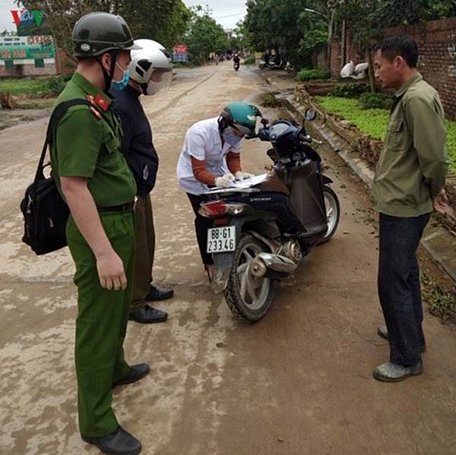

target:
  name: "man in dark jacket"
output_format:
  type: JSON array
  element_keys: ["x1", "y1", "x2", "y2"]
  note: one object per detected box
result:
[{"x1": 113, "y1": 39, "x2": 174, "y2": 324}]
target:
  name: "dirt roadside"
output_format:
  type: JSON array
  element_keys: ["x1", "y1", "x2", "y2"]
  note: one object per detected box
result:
[
  {"x1": 263, "y1": 71, "x2": 456, "y2": 322},
  {"x1": 0, "y1": 63, "x2": 455, "y2": 455}
]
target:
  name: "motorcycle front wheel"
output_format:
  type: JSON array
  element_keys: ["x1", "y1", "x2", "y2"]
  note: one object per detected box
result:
[
  {"x1": 225, "y1": 233, "x2": 274, "y2": 322},
  {"x1": 318, "y1": 186, "x2": 340, "y2": 244}
]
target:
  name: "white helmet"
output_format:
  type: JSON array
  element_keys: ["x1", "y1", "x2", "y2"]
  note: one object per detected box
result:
[{"x1": 129, "y1": 39, "x2": 173, "y2": 95}]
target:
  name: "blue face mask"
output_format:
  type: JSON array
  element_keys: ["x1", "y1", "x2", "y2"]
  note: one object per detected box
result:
[
  {"x1": 111, "y1": 65, "x2": 130, "y2": 91},
  {"x1": 223, "y1": 127, "x2": 243, "y2": 147}
]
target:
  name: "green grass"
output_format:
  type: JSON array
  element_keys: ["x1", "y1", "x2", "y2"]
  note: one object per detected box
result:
[
  {"x1": 0, "y1": 77, "x2": 51, "y2": 95},
  {"x1": 445, "y1": 122, "x2": 456, "y2": 171},
  {"x1": 316, "y1": 96, "x2": 456, "y2": 171},
  {"x1": 316, "y1": 96, "x2": 389, "y2": 140}
]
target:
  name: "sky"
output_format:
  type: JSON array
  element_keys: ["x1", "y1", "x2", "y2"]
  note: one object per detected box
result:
[
  {"x1": 0, "y1": 0, "x2": 17, "y2": 31},
  {"x1": 0, "y1": 0, "x2": 247, "y2": 32},
  {"x1": 183, "y1": 0, "x2": 247, "y2": 29}
]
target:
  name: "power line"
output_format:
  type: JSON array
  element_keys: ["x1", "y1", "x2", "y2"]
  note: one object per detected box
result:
[{"x1": 213, "y1": 12, "x2": 245, "y2": 19}]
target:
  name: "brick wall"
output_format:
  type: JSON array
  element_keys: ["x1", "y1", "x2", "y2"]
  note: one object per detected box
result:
[
  {"x1": 314, "y1": 18, "x2": 456, "y2": 118},
  {"x1": 0, "y1": 62, "x2": 56, "y2": 77},
  {"x1": 384, "y1": 18, "x2": 456, "y2": 118},
  {"x1": 0, "y1": 49, "x2": 74, "y2": 79}
]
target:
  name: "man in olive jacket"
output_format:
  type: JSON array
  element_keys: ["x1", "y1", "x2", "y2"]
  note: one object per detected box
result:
[{"x1": 371, "y1": 35, "x2": 449, "y2": 382}]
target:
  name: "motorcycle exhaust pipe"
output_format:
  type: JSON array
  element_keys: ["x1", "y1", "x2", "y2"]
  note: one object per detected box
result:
[
  {"x1": 250, "y1": 257, "x2": 268, "y2": 277},
  {"x1": 250, "y1": 253, "x2": 298, "y2": 277}
]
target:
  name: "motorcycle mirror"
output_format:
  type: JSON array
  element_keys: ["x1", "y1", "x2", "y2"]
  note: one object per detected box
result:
[
  {"x1": 260, "y1": 117, "x2": 269, "y2": 126},
  {"x1": 304, "y1": 108, "x2": 317, "y2": 121}
]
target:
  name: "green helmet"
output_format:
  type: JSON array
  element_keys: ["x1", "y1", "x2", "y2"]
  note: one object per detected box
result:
[
  {"x1": 72, "y1": 12, "x2": 140, "y2": 58},
  {"x1": 220, "y1": 102, "x2": 262, "y2": 136}
]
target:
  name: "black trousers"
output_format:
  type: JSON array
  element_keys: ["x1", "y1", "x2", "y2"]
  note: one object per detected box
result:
[
  {"x1": 378, "y1": 213, "x2": 430, "y2": 367},
  {"x1": 187, "y1": 193, "x2": 214, "y2": 265}
]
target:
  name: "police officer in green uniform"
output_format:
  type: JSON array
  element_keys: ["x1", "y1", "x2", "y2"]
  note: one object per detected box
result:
[{"x1": 50, "y1": 12, "x2": 147, "y2": 455}]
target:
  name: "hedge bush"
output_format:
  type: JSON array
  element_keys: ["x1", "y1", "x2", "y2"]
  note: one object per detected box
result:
[
  {"x1": 359, "y1": 92, "x2": 393, "y2": 110},
  {"x1": 330, "y1": 82, "x2": 369, "y2": 98},
  {"x1": 297, "y1": 67, "x2": 331, "y2": 81},
  {"x1": 243, "y1": 55, "x2": 256, "y2": 65},
  {"x1": 46, "y1": 76, "x2": 69, "y2": 95}
]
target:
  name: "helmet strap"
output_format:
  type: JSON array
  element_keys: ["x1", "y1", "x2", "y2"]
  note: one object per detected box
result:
[
  {"x1": 140, "y1": 82, "x2": 148, "y2": 95},
  {"x1": 96, "y1": 50, "x2": 118, "y2": 92},
  {"x1": 218, "y1": 115, "x2": 230, "y2": 133},
  {"x1": 218, "y1": 116, "x2": 227, "y2": 140}
]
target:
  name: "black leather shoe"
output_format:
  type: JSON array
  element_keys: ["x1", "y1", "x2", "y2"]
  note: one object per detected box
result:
[
  {"x1": 377, "y1": 324, "x2": 426, "y2": 352},
  {"x1": 113, "y1": 363, "x2": 150, "y2": 387},
  {"x1": 145, "y1": 285, "x2": 174, "y2": 301},
  {"x1": 129, "y1": 305, "x2": 168, "y2": 324},
  {"x1": 82, "y1": 426, "x2": 142, "y2": 455}
]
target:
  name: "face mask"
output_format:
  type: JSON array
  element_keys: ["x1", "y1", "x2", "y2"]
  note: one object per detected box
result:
[
  {"x1": 223, "y1": 127, "x2": 243, "y2": 147},
  {"x1": 111, "y1": 63, "x2": 130, "y2": 91}
]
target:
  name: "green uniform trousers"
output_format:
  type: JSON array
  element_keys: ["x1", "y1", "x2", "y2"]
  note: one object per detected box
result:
[
  {"x1": 131, "y1": 194, "x2": 155, "y2": 311},
  {"x1": 66, "y1": 209, "x2": 135, "y2": 437}
]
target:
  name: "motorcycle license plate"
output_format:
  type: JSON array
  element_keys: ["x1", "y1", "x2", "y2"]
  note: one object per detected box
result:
[{"x1": 207, "y1": 226, "x2": 236, "y2": 253}]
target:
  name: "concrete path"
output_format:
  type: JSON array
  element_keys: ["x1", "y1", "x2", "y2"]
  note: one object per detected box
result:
[{"x1": 0, "y1": 63, "x2": 455, "y2": 455}]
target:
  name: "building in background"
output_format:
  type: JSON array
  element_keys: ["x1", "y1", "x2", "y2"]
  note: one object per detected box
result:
[
  {"x1": 224, "y1": 29, "x2": 233, "y2": 41},
  {"x1": 0, "y1": 8, "x2": 57, "y2": 77}
]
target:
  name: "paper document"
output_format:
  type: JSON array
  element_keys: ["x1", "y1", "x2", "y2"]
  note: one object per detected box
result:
[{"x1": 229, "y1": 173, "x2": 269, "y2": 188}]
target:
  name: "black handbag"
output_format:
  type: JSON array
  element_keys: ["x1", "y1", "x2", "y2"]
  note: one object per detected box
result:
[{"x1": 20, "y1": 99, "x2": 91, "y2": 255}]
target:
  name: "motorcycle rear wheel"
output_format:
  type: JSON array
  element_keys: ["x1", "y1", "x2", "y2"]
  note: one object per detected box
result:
[
  {"x1": 225, "y1": 233, "x2": 274, "y2": 322},
  {"x1": 318, "y1": 186, "x2": 340, "y2": 244}
]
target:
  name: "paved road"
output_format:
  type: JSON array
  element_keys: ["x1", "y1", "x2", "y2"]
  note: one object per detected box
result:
[{"x1": 0, "y1": 62, "x2": 455, "y2": 455}]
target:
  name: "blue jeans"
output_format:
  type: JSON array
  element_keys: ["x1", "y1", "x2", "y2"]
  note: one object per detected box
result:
[{"x1": 378, "y1": 213, "x2": 430, "y2": 367}]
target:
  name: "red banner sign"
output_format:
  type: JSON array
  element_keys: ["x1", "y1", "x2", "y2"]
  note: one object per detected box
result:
[{"x1": 174, "y1": 44, "x2": 188, "y2": 54}]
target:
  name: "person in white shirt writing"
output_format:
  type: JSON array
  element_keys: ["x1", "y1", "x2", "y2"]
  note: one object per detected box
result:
[{"x1": 176, "y1": 102, "x2": 261, "y2": 281}]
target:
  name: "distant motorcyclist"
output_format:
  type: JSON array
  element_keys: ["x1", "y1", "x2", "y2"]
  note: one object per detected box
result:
[{"x1": 233, "y1": 53, "x2": 240, "y2": 71}]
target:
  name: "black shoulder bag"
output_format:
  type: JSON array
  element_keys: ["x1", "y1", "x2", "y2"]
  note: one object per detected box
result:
[{"x1": 20, "y1": 99, "x2": 91, "y2": 255}]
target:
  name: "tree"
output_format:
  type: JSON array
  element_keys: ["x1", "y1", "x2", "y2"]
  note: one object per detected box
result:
[
  {"x1": 185, "y1": 7, "x2": 228, "y2": 64},
  {"x1": 231, "y1": 20, "x2": 253, "y2": 53},
  {"x1": 368, "y1": 0, "x2": 456, "y2": 26},
  {"x1": 244, "y1": 0, "x2": 329, "y2": 67},
  {"x1": 334, "y1": 0, "x2": 456, "y2": 49},
  {"x1": 328, "y1": 0, "x2": 456, "y2": 90},
  {"x1": 244, "y1": 0, "x2": 456, "y2": 72},
  {"x1": 16, "y1": 0, "x2": 190, "y2": 57},
  {"x1": 156, "y1": 0, "x2": 191, "y2": 49},
  {"x1": 117, "y1": 0, "x2": 190, "y2": 49}
]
